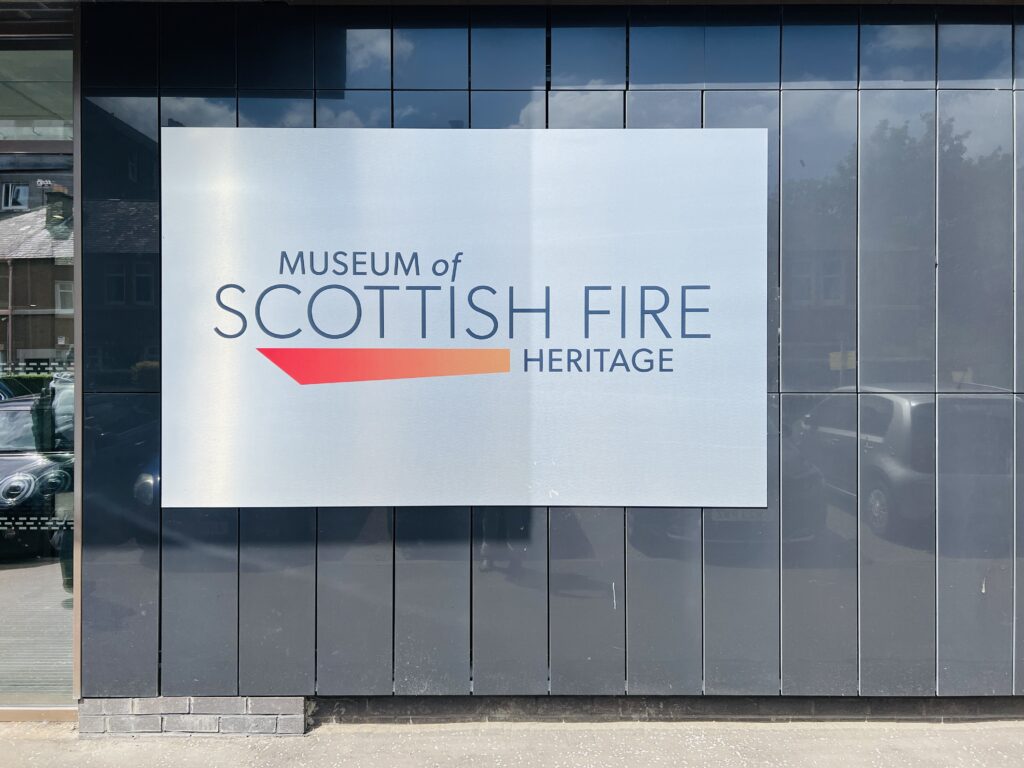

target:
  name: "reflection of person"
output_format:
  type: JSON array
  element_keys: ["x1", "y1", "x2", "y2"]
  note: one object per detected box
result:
[{"x1": 479, "y1": 509, "x2": 527, "y2": 574}]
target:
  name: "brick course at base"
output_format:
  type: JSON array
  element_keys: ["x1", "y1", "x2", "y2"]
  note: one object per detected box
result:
[{"x1": 78, "y1": 697, "x2": 306, "y2": 735}]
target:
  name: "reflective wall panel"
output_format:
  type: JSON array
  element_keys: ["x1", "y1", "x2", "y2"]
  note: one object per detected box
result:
[
  {"x1": 317, "y1": 508, "x2": 393, "y2": 695},
  {"x1": 394, "y1": 507, "x2": 471, "y2": 695},
  {"x1": 472, "y1": 507, "x2": 548, "y2": 695},
  {"x1": 780, "y1": 394, "x2": 858, "y2": 694},
  {"x1": 549, "y1": 507, "x2": 625, "y2": 695},
  {"x1": 936, "y1": 396, "x2": 1013, "y2": 695},
  {"x1": 626, "y1": 508, "x2": 702, "y2": 694}
]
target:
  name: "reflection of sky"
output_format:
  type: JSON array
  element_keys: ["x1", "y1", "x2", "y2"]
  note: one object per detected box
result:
[
  {"x1": 782, "y1": 91, "x2": 856, "y2": 182},
  {"x1": 87, "y1": 96, "x2": 156, "y2": 140},
  {"x1": 394, "y1": 91, "x2": 467, "y2": 129},
  {"x1": 548, "y1": 91, "x2": 622, "y2": 129},
  {"x1": 393, "y1": 28, "x2": 468, "y2": 89},
  {"x1": 938, "y1": 25, "x2": 1012, "y2": 85},
  {"x1": 550, "y1": 25, "x2": 626, "y2": 89},
  {"x1": 627, "y1": 92, "x2": 700, "y2": 129},
  {"x1": 238, "y1": 96, "x2": 312, "y2": 128},
  {"x1": 471, "y1": 92, "x2": 544, "y2": 129},
  {"x1": 161, "y1": 97, "x2": 235, "y2": 128},
  {"x1": 940, "y1": 92, "x2": 1011, "y2": 160},
  {"x1": 860, "y1": 25, "x2": 935, "y2": 86},
  {"x1": 318, "y1": 93, "x2": 390, "y2": 129}
]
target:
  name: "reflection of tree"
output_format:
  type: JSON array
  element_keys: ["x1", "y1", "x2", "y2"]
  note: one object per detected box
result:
[
  {"x1": 937, "y1": 103, "x2": 1013, "y2": 390},
  {"x1": 859, "y1": 107, "x2": 935, "y2": 388}
]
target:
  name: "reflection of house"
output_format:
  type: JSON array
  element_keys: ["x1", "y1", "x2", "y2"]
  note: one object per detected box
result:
[{"x1": 0, "y1": 174, "x2": 73, "y2": 369}]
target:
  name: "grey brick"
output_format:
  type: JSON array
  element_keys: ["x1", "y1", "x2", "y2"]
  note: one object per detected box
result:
[
  {"x1": 132, "y1": 698, "x2": 160, "y2": 715},
  {"x1": 158, "y1": 697, "x2": 190, "y2": 714},
  {"x1": 191, "y1": 696, "x2": 246, "y2": 715},
  {"x1": 101, "y1": 699, "x2": 132, "y2": 715},
  {"x1": 247, "y1": 697, "x2": 304, "y2": 715},
  {"x1": 107, "y1": 715, "x2": 162, "y2": 733},
  {"x1": 219, "y1": 715, "x2": 276, "y2": 734},
  {"x1": 276, "y1": 715, "x2": 306, "y2": 735},
  {"x1": 77, "y1": 716, "x2": 106, "y2": 734},
  {"x1": 163, "y1": 715, "x2": 219, "y2": 733},
  {"x1": 78, "y1": 700, "x2": 103, "y2": 716}
]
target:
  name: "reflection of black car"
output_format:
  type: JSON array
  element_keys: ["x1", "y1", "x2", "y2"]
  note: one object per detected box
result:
[
  {"x1": 0, "y1": 384, "x2": 74, "y2": 578},
  {"x1": 795, "y1": 388, "x2": 934, "y2": 538}
]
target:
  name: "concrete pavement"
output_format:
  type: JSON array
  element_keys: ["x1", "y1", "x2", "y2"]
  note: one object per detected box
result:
[{"x1": 4, "y1": 719, "x2": 1024, "y2": 767}]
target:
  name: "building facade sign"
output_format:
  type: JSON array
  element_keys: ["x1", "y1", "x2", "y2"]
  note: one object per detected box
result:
[{"x1": 161, "y1": 128, "x2": 766, "y2": 508}]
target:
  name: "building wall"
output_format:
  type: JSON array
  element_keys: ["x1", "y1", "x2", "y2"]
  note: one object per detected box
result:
[{"x1": 80, "y1": 3, "x2": 1024, "y2": 698}]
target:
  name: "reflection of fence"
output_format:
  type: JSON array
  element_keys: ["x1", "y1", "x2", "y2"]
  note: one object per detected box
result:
[{"x1": 0, "y1": 364, "x2": 72, "y2": 376}]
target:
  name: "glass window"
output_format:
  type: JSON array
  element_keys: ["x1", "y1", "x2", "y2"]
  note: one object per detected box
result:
[
  {"x1": 317, "y1": 91, "x2": 391, "y2": 128},
  {"x1": 471, "y1": 8, "x2": 546, "y2": 90},
  {"x1": 394, "y1": 91, "x2": 468, "y2": 129},
  {"x1": 393, "y1": 8, "x2": 469, "y2": 90},
  {"x1": 1, "y1": 183, "x2": 28, "y2": 211},
  {"x1": 238, "y1": 92, "x2": 314, "y2": 128},
  {"x1": 236, "y1": 4, "x2": 314, "y2": 89},
  {"x1": 938, "y1": 9, "x2": 1013, "y2": 89},
  {"x1": 782, "y1": 7, "x2": 858, "y2": 89},
  {"x1": 629, "y1": 7, "x2": 704, "y2": 89},
  {"x1": 705, "y1": 8, "x2": 780, "y2": 89},
  {"x1": 0, "y1": 47, "x2": 72, "y2": 141},
  {"x1": 548, "y1": 91, "x2": 623, "y2": 128},
  {"x1": 471, "y1": 92, "x2": 544, "y2": 129},
  {"x1": 626, "y1": 91, "x2": 701, "y2": 128},
  {"x1": 550, "y1": 8, "x2": 626, "y2": 90},
  {"x1": 316, "y1": 7, "x2": 391, "y2": 90},
  {"x1": 860, "y1": 8, "x2": 936, "y2": 89},
  {"x1": 161, "y1": 92, "x2": 237, "y2": 128},
  {"x1": 160, "y1": 3, "x2": 235, "y2": 88}
]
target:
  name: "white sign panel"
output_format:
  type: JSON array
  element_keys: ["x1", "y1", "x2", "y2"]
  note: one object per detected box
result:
[{"x1": 161, "y1": 128, "x2": 767, "y2": 508}]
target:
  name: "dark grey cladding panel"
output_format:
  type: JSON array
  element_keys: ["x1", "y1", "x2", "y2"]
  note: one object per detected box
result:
[
  {"x1": 394, "y1": 507, "x2": 471, "y2": 695},
  {"x1": 549, "y1": 507, "x2": 625, "y2": 695},
  {"x1": 626, "y1": 508, "x2": 702, "y2": 695},
  {"x1": 238, "y1": 508, "x2": 316, "y2": 695},
  {"x1": 161, "y1": 508, "x2": 239, "y2": 696},
  {"x1": 317, "y1": 507, "x2": 394, "y2": 695},
  {"x1": 472, "y1": 507, "x2": 548, "y2": 695}
]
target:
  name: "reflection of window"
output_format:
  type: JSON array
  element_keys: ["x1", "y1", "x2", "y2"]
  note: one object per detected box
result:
[
  {"x1": 105, "y1": 266, "x2": 125, "y2": 304},
  {"x1": 54, "y1": 280, "x2": 72, "y2": 312},
  {"x1": 1, "y1": 182, "x2": 28, "y2": 210},
  {"x1": 133, "y1": 262, "x2": 153, "y2": 304},
  {"x1": 861, "y1": 396, "x2": 894, "y2": 438}
]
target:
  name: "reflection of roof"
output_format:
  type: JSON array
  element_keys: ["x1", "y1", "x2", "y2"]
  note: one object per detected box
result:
[
  {"x1": 0, "y1": 206, "x2": 72, "y2": 261},
  {"x1": 81, "y1": 199, "x2": 158, "y2": 254}
]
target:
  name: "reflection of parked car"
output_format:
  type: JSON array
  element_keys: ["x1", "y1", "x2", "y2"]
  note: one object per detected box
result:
[
  {"x1": 0, "y1": 388, "x2": 74, "y2": 570},
  {"x1": 794, "y1": 388, "x2": 934, "y2": 538}
]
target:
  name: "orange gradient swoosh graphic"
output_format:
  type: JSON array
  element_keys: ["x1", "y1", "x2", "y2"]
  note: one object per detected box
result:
[{"x1": 258, "y1": 347, "x2": 511, "y2": 384}]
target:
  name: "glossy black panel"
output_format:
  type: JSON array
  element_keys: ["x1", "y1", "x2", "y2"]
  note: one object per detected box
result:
[
  {"x1": 704, "y1": 90, "x2": 780, "y2": 392},
  {"x1": 317, "y1": 507, "x2": 393, "y2": 695},
  {"x1": 82, "y1": 90, "x2": 159, "y2": 394},
  {"x1": 781, "y1": 7, "x2": 858, "y2": 89},
  {"x1": 82, "y1": 4, "x2": 157, "y2": 88},
  {"x1": 81, "y1": 394, "x2": 160, "y2": 697},
  {"x1": 472, "y1": 507, "x2": 547, "y2": 695},
  {"x1": 160, "y1": 3, "x2": 235, "y2": 88},
  {"x1": 859, "y1": 90, "x2": 935, "y2": 391},
  {"x1": 860, "y1": 7, "x2": 936, "y2": 89},
  {"x1": 161, "y1": 92, "x2": 237, "y2": 128},
  {"x1": 393, "y1": 8, "x2": 469, "y2": 90},
  {"x1": 471, "y1": 91, "x2": 545, "y2": 129},
  {"x1": 236, "y1": 4, "x2": 314, "y2": 89},
  {"x1": 937, "y1": 396, "x2": 1013, "y2": 695},
  {"x1": 161, "y1": 508, "x2": 238, "y2": 696},
  {"x1": 394, "y1": 91, "x2": 468, "y2": 129},
  {"x1": 238, "y1": 92, "x2": 314, "y2": 128},
  {"x1": 781, "y1": 394, "x2": 857, "y2": 695},
  {"x1": 238, "y1": 508, "x2": 316, "y2": 695},
  {"x1": 705, "y1": 7, "x2": 781, "y2": 89},
  {"x1": 860, "y1": 394, "x2": 936, "y2": 695},
  {"x1": 471, "y1": 8, "x2": 546, "y2": 90},
  {"x1": 936, "y1": 91, "x2": 1013, "y2": 393},
  {"x1": 704, "y1": 395, "x2": 780, "y2": 695},
  {"x1": 937, "y1": 7, "x2": 1012, "y2": 89},
  {"x1": 549, "y1": 507, "x2": 625, "y2": 695},
  {"x1": 550, "y1": 8, "x2": 626, "y2": 90},
  {"x1": 628, "y1": 7, "x2": 704, "y2": 89},
  {"x1": 394, "y1": 507, "x2": 470, "y2": 695},
  {"x1": 626, "y1": 508, "x2": 702, "y2": 694},
  {"x1": 626, "y1": 91, "x2": 700, "y2": 129},
  {"x1": 780, "y1": 89, "x2": 857, "y2": 393},
  {"x1": 317, "y1": 91, "x2": 390, "y2": 128},
  {"x1": 548, "y1": 91, "x2": 623, "y2": 129},
  {"x1": 316, "y1": 7, "x2": 391, "y2": 90}
]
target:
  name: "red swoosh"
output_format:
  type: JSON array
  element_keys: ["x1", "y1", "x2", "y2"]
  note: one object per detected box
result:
[{"x1": 258, "y1": 347, "x2": 511, "y2": 384}]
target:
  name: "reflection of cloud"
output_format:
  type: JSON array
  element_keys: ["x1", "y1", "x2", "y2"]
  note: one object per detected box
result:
[
  {"x1": 238, "y1": 99, "x2": 311, "y2": 128},
  {"x1": 514, "y1": 95, "x2": 545, "y2": 128},
  {"x1": 319, "y1": 103, "x2": 388, "y2": 128},
  {"x1": 549, "y1": 90, "x2": 621, "y2": 128},
  {"x1": 940, "y1": 24, "x2": 1008, "y2": 50},
  {"x1": 162, "y1": 97, "x2": 234, "y2": 128},
  {"x1": 391, "y1": 30, "x2": 414, "y2": 65},
  {"x1": 864, "y1": 24, "x2": 932, "y2": 54},
  {"x1": 347, "y1": 29, "x2": 395, "y2": 74},
  {"x1": 941, "y1": 92, "x2": 1010, "y2": 160},
  {"x1": 87, "y1": 96, "x2": 156, "y2": 140}
]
